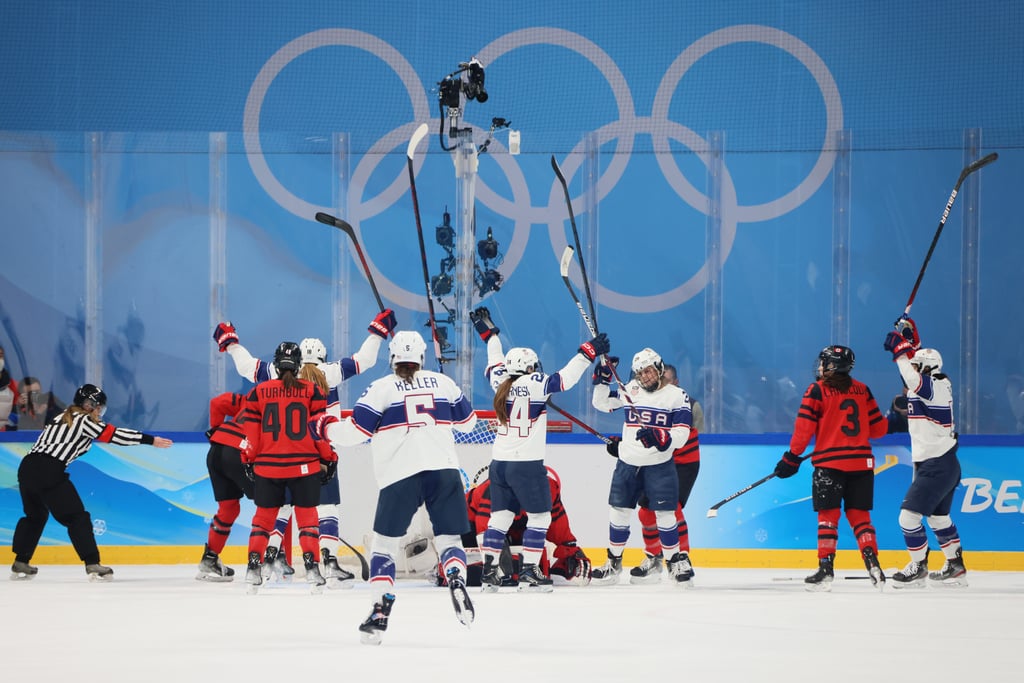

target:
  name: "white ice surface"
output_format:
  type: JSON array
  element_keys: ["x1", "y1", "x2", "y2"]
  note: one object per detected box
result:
[{"x1": 3, "y1": 566, "x2": 1022, "y2": 682}]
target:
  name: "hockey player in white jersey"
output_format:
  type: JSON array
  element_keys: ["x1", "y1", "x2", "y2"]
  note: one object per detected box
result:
[
  {"x1": 312, "y1": 330, "x2": 478, "y2": 644},
  {"x1": 469, "y1": 306, "x2": 609, "y2": 592},
  {"x1": 212, "y1": 311, "x2": 396, "y2": 583},
  {"x1": 591, "y1": 347, "x2": 694, "y2": 587},
  {"x1": 884, "y1": 317, "x2": 967, "y2": 587}
]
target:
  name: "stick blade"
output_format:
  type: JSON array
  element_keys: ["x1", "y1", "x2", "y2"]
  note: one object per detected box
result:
[
  {"x1": 314, "y1": 212, "x2": 338, "y2": 226},
  {"x1": 559, "y1": 245, "x2": 575, "y2": 278},
  {"x1": 407, "y1": 122, "x2": 429, "y2": 161},
  {"x1": 706, "y1": 508, "x2": 718, "y2": 518},
  {"x1": 550, "y1": 154, "x2": 565, "y2": 182}
]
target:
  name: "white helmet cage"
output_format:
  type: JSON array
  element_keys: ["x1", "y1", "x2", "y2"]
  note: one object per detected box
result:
[
  {"x1": 504, "y1": 347, "x2": 540, "y2": 375},
  {"x1": 912, "y1": 348, "x2": 943, "y2": 374},
  {"x1": 631, "y1": 348, "x2": 664, "y2": 391},
  {"x1": 389, "y1": 330, "x2": 427, "y2": 369},
  {"x1": 299, "y1": 337, "x2": 327, "y2": 365}
]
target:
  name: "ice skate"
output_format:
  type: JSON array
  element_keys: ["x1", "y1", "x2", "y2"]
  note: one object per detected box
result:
[
  {"x1": 358, "y1": 593, "x2": 396, "y2": 646},
  {"x1": 929, "y1": 548, "x2": 967, "y2": 588},
  {"x1": 891, "y1": 553, "x2": 928, "y2": 589},
  {"x1": 322, "y1": 549, "x2": 355, "y2": 590},
  {"x1": 10, "y1": 560, "x2": 38, "y2": 581},
  {"x1": 245, "y1": 551, "x2": 263, "y2": 595},
  {"x1": 629, "y1": 552, "x2": 663, "y2": 585},
  {"x1": 446, "y1": 566, "x2": 475, "y2": 627},
  {"x1": 804, "y1": 554, "x2": 834, "y2": 592},
  {"x1": 262, "y1": 545, "x2": 294, "y2": 582},
  {"x1": 480, "y1": 556, "x2": 514, "y2": 593},
  {"x1": 85, "y1": 563, "x2": 114, "y2": 582},
  {"x1": 666, "y1": 552, "x2": 694, "y2": 588},
  {"x1": 196, "y1": 544, "x2": 234, "y2": 582},
  {"x1": 303, "y1": 551, "x2": 327, "y2": 594},
  {"x1": 517, "y1": 563, "x2": 554, "y2": 593},
  {"x1": 861, "y1": 547, "x2": 886, "y2": 589},
  {"x1": 590, "y1": 550, "x2": 623, "y2": 586}
]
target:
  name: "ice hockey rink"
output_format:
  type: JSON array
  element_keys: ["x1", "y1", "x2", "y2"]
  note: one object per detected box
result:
[{"x1": 3, "y1": 565, "x2": 1020, "y2": 682}]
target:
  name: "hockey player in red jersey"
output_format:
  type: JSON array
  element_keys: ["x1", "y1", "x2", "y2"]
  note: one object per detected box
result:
[
  {"x1": 195, "y1": 391, "x2": 253, "y2": 582},
  {"x1": 240, "y1": 341, "x2": 337, "y2": 594},
  {"x1": 774, "y1": 345, "x2": 888, "y2": 591},
  {"x1": 464, "y1": 465, "x2": 592, "y2": 587}
]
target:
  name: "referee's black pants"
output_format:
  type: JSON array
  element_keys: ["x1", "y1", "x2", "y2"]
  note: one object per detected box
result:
[{"x1": 12, "y1": 453, "x2": 101, "y2": 565}]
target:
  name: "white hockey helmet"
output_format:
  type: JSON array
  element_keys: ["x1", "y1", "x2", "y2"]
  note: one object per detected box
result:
[
  {"x1": 912, "y1": 348, "x2": 942, "y2": 374},
  {"x1": 299, "y1": 337, "x2": 327, "y2": 365},
  {"x1": 631, "y1": 347, "x2": 664, "y2": 391},
  {"x1": 504, "y1": 347, "x2": 539, "y2": 375},
  {"x1": 389, "y1": 330, "x2": 426, "y2": 369}
]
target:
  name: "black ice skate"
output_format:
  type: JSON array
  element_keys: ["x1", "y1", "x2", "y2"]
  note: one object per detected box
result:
[
  {"x1": 861, "y1": 547, "x2": 886, "y2": 589},
  {"x1": 358, "y1": 593, "x2": 396, "y2": 646},
  {"x1": 85, "y1": 563, "x2": 114, "y2": 582},
  {"x1": 322, "y1": 549, "x2": 355, "y2": 590},
  {"x1": 517, "y1": 563, "x2": 554, "y2": 593},
  {"x1": 929, "y1": 548, "x2": 968, "y2": 588},
  {"x1": 804, "y1": 554, "x2": 834, "y2": 592},
  {"x1": 10, "y1": 560, "x2": 38, "y2": 581},
  {"x1": 196, "y1": 544, "x2": 235, "y2": 582},
  {"x1": 446, "y1": 566, "x2": 475, "y2": 627},
  {"x1": 480, "y1": 556, "x2": 515, "y2": 593},
  {"x1": 891, "y1": 552, "x2": 928, "y2": 589},
  {"x1": 629, "y1": 552, "x2": 663, "y2": 585},
  {"x1": 590, "y1": 550, "x2": 623, "y2": 586},
  {"x1": 262, "y1": 545, "x2": 294, "y2": 582},
  {"x1": 666, "y1": 551, "x2": 695, "y2": 588},
  {"x1": 303, "y1": 551, "x2": 327, "y2": 594},
  {"x1": 245, "y1": 551, "x2": 263, "y2": 595}
]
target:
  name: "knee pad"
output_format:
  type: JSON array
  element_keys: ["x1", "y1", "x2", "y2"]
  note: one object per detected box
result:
[
  {"x1": 489, "y1": 509, "x2": 515, "y2": 533},
  {"x1": 525, "y1": 511, "x2": 551, "y2": 531},
  {"x1": 928, "y1": 514, "x2": 953, "y2": 531},
  {"x1": 609, "y1": 506, "x2": 632, "y2": 528},
  {"x1": 214, "y1": 499, "x2": 241, "y2": 527},
  {"x1": 817, "y1": 508, "x2": 841, "y2": 528},
  {"x1": 899, "y1": 508, "x2": 923, "y2": 531},
  {"x1": 637, "y1": 506, "x2": 657, "y2": 529},
  {"x1": 654, "y1": 509, "x2": 678, "y2": 531},
  {"x1": 251, "y1": 507, "x2": 278, "y2": 535}
]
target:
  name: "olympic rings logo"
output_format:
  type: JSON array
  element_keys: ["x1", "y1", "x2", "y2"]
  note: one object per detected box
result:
[{"x1": 244, "y1": 25, "x2": 842, "y2": 313}]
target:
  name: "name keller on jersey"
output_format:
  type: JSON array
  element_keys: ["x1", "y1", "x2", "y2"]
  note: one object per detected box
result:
[{"x1": 394, "y1": 376, "x2": 440, "y2": 391}]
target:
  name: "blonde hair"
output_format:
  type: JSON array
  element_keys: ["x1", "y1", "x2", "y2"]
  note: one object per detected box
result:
[
  {"x1": 299, "y1": 363, "x2": 328, "y2": 395},
  {"x1": 61, "y1": 405, "x2": 97, "y2": 427}
]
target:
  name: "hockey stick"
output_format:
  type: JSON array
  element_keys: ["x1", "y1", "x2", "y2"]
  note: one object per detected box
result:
[
  {"x1": 406, "y1": 122, "x2": 445, "y2": 372},
  {"x1": 706, "y1": 456, "x2": 809, "y2": 518},
  {"x1": 904, "y1": 151, "x2": 998, "y2": 315},
  {"x1": 559, "y1": 246, "x2": 631, "y2": 401},
  {"x1": 338, "y1": 535, "x2": 370, "y2": 581},
  {"x1": 314, "y1": 212, "x2": 387, "y2": 315},
  {"x1": 551, "y1": 155, "x2": 598, "y2": 329},
  {"x1": 771, "y1": 576, "x2": 873, "y2": 582},
  {"x1": 546, "y1": 398, "x2": 613, "y2": 445}
]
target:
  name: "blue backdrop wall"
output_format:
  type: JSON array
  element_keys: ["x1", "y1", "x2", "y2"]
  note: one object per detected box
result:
[{"x1": 1, "y1": 1, "x2": 1023, "y2": 435}]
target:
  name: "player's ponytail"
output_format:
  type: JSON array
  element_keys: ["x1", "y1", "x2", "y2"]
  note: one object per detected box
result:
[{"x1": 492, "y1": 375, "x2": 520, "y2": 426}]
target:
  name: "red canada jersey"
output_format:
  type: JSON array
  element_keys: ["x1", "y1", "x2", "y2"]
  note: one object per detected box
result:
[
  {"x1": 209, "y1": 392, "x2": 247, "y2": 449},
  {"x1": 789, "y1": 377, "x2": 887, "y2": 472},
  {"x1": 672, "y1": 427, "x2": 700, "y2": 465},
  {"x1": 241, "y1": 378, "x2": 335, "y2": 479}
]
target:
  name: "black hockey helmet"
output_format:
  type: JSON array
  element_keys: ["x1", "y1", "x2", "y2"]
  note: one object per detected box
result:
[
  {"x1": 273, "y1": 341, "x2": 302, "y2": 374},
  {"x1": 817, "y1": 345, "x2": 855, "y2": 377},
  {"x1": 73, "y1": 383, "x2": 107, "y2": 412}
]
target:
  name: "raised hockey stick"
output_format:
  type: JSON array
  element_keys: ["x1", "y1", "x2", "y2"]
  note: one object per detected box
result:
[
  {"x1": 546, "y1": 398, "x2": 613, "y2": 445},
  {"x1": 706, "y1": 456, "x2": 809, "y2": 518},
  {"x1": 559, "y1": 246, "x2": 631, "y2": 401},
  {"x1": 551, "y1": 155, "x2": 598, "y2": 329},
  {"x1": 904, "y1": 151, "x2": 998, "y2": 315},
  {"x1": 338, "y1": 535, "x2": 370, "y2": 581},
  {"x1": 406, "y1": 122, "x2": 445, "y2": 372},
  {"x1": 314, "y1": 212, "x2": 387, "y2": 315}
]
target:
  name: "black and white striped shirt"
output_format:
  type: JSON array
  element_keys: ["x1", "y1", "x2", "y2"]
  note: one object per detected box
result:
[{"x1": 28, "y1": 410, "x2": 154, "y2": 466}]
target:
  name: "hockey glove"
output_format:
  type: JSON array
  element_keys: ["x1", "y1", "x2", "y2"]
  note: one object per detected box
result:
[
  {"x1": 243, "y1": 462, "x2": 255, "y2": 482},
  {"x1": 636, "y1": 426, "x2": 672, "y2": 451},
  {"x1": 213, "y1": 321, "x2": 238, "y2": 352},
  {"x1": 894, "y1": 314, "x2": 921, "y2": 348},
  {"x1": 368, "y1": 308, "x2": 397, "y2": 339},
  {"x1": 565, "y1": 548, "x2": 592, "y2": 586},
  {"x1": 309, "y1": 413, "x2": 339, "y2": 441},
  {"x1": 592, "y1": 355, "x2": 619, "y2": 385},
  {"x1": 469, "y1": 306, "x2": 499, "y2": 342},
  {"x1": 774, "y1": 450, "x2": 802, "y2": 479},
  {"x1": 605, "y1": 435, "x2": 621, "y2": 458},
  {"x1": 320, "y1": 460, "x2": 338, "y2": 484},
  {"x1": 579, "y1": 332, "x2": 610, "y2": 361},
  {"x1": 884, "y1": 331, "x2": 916, "y2": 361}
]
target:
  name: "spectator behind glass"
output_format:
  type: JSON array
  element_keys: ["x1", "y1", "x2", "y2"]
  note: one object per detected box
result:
[
  {"x1": 0, "y1": 345, "x2": 18, "y2": 431},
  {"x1": 15, "y1": 377, "x2": 66, "y2": 431},
  {"x1": 886, "y1": 387, "x2": 910, "y2": 434}
]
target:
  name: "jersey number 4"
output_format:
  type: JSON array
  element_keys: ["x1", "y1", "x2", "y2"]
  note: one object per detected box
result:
[{"x1": 261, "y1": 402, "x2": 310, "y2": 441}]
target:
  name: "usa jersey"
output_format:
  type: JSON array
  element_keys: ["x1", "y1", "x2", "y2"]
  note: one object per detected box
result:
[
  {"x1": 325, "y1": 369, "x2": 477, "y2": 489},
  {"x1": 483, "y1": 336, "x2": 590, "y2": 462},
  {"x1": 896, "y1": 356, "x2": 956, "y2": 462},
  {"x1": 593, "y1": 379, "x2": 692, "y2": 467},
  {"x1": 789, "y1": 377, "x2": 887, "y2": 472}
]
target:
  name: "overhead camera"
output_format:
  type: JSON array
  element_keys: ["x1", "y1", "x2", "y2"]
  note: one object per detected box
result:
[
  {"x1": 477, "y1": 227, "x2": 499, "y2": 261},
  {"x1": 436, "y1": 209, "x2": 455, "y2": 249},
  {"x1": 437, "y1": 57, "x2": 508, "y2": 152},
  {"x1": 474, "y1": 226, "x2": 504, "y2": 296}
]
